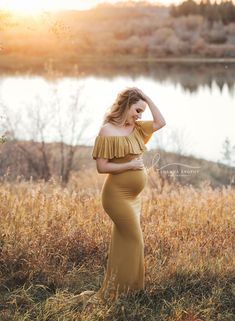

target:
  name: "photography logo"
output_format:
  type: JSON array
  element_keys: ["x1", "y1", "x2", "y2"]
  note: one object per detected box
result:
[{"x1": 145, "y1": 152, "x2": 201, "y2": 177}]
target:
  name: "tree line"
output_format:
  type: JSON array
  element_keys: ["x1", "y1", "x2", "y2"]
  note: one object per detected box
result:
[{"x1": 170, "y1": 0, "x2": 235, "y2": 24}]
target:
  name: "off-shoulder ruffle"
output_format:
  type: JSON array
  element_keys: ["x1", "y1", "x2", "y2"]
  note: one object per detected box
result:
[
  {"x1": 92, "y1": 120, "x2": 154, "y2": 160},
  {"x1": 136, "y1": 120, "x2": 154, "y2": 144}
]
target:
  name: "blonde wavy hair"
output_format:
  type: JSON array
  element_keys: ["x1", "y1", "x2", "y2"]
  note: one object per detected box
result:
[{"x1": 102, "y1": 87, "x2": 147, "y2": 126}]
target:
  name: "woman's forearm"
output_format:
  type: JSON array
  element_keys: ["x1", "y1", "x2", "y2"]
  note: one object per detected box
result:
[
  {"x1": 98, "y1": 161, "x2": 132, "y2": 174},
  {"x1": 145, "y1": 97, "x2": 166, "y2": 125},
  {"x1": 135, "y1": 88, "x2": 166, "y2": 125}
]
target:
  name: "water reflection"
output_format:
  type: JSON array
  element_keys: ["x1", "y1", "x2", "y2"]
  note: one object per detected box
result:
[
  {"x1": 0, "y1": 61, "x2": 235, "y2": 95},
  {"x1": 0, "y1": 62, "x2": 234, "y2": 165}
]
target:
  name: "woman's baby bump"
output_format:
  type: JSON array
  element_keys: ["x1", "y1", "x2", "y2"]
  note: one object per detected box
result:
[{"x1": 108, "y1": 168, "x2": 147, "y2": 196}]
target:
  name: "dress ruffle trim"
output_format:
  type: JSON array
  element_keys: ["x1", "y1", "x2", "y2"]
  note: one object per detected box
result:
[{"x1": 92, "y1": 122, "x2": 151, "y2": 160}]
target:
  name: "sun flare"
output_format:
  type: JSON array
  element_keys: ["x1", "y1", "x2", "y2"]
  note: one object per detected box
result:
[
  {"x1": 1, "y1": 1, "x2": 47, "y2": 14},
  {"x1": 0, "y1": 0, "x2": 92, "y2": 15},
  {"x1": 1, "y1": 0, "x2": 228, "y2": 16},
  {"x1": 0, "y1": 0, "x2": 185, "y2": 15},
  {"x1": 0, "y1": 0, "x2": 110, "y2": 14}
]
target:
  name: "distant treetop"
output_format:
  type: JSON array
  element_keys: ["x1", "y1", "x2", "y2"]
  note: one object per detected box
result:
[{"x1": 170, "y1": 0, "x2": 235, "y2": 24}]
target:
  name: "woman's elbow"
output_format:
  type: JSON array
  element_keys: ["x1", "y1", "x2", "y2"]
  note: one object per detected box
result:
[
  {"x1": 96, "y1": 161, "x2": 108, "y2": 173},
  {"x1": 96, "y1": 158, "x2": 109, "y2": 173},
  {"x1": 96, "y1": 164, "x2": 103, "y2": 173},
  {"x1": 159, "y1": 120, "x2": 166, "y2": 128},
  {"x1": 97, "y1": 167, "x2": 104, "y2": 173}
]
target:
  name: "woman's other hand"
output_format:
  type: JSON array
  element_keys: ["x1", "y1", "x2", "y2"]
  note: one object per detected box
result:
[{"x1": 129, "y1": 156, "x2": 145, "y2": 170}]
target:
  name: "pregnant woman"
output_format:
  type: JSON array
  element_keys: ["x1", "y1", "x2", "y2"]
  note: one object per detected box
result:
[{"x1": 78, "y1": 87, "x2": 166, "y2": 309}]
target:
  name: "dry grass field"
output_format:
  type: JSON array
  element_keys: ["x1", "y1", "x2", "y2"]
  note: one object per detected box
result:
[{"x1": 0, "y1": 168, "x2": 234, "y2": 320}]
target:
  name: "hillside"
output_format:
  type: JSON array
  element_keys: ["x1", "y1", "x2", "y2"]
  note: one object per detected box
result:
[
  {"x1": 0, "y1": 140, "x2": 234, "y2": 189},
  {"x1": 1, "y1": 2, "x2": 235, "y2": 73}
]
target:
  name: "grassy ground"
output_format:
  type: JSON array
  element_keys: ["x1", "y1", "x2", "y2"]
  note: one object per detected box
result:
[{"x1": 0, "y1": 169, "x2": 234, "y2": 320}]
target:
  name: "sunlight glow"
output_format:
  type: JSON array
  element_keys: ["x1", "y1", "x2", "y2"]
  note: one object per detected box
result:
[
  {"x1": 0, "y1": 0, "x2": 192, "y2": 15},
  {"x1": 1, "y1": 0, "x2": 92, "y2": 14},
  {"x1": 2, "y1": 1, "x2": 46, "y2": 14},
  {"x1": 1, "y1": 0, "x2": 233, "y2": 15}
]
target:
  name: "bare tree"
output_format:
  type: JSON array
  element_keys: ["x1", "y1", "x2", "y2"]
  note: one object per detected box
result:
[
  {"x1": 219, "y1": 137, "x2": 235, "y2": 185},
  {"x1": 52, "y1": 82, "x2": 89, "y2": 185},
  {"x1": 0, "y1": 97, "x2": 52, "y2": 180},
  {"x1": 0, "y1": 81, "x2": 90, "y2": 183},
  {"x1": 220, "y1": 137, "x2": 235, "y2": 167}
]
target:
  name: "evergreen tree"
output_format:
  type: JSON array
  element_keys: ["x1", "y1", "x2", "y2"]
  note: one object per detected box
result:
[{"x1": 170, "y1": 0, "x2": 235, "y2": 24}]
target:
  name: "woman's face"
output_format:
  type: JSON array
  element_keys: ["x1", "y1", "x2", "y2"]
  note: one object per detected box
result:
[{"x1": 125, "y1": 99, "x2": 146, "y2": 125}]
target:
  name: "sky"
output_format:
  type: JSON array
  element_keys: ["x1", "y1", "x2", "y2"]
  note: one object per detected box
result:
[{"x1": 0, "y1": 0, "x2": 227, "y2": 13}]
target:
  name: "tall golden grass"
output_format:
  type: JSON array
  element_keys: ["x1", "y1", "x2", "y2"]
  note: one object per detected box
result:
[{"x1": 0, "y1": 168, "x2": 234, "y2": 320}]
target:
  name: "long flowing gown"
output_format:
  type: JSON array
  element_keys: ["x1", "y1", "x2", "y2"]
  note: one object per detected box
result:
[{"x1": 81, "y1": 120, "x2": 154, "y2": 305}]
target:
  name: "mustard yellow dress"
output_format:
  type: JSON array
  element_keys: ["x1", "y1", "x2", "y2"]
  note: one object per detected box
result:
[{"x1": 89, "y1": 120, "x2": 154, "y2": 303}]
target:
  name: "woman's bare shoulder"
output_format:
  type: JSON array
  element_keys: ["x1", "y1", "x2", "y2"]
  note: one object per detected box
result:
[{"x1": 98, "y1": 123, "x2": 115, "y2": 137}]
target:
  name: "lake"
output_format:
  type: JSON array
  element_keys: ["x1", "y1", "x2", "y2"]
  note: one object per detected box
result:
[{"x1": 0, "y1": 61, "x2": 234, "y2": 165}]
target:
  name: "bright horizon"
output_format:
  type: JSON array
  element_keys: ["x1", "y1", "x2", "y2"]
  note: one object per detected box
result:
[{"x1": 0, "y1": 0, "x2": 230, "y2": 14}]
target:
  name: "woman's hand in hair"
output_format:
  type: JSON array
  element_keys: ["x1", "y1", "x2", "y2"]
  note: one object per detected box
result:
[{"x1": 132, "y1": 87, "x2": 149, "y2": 103}]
